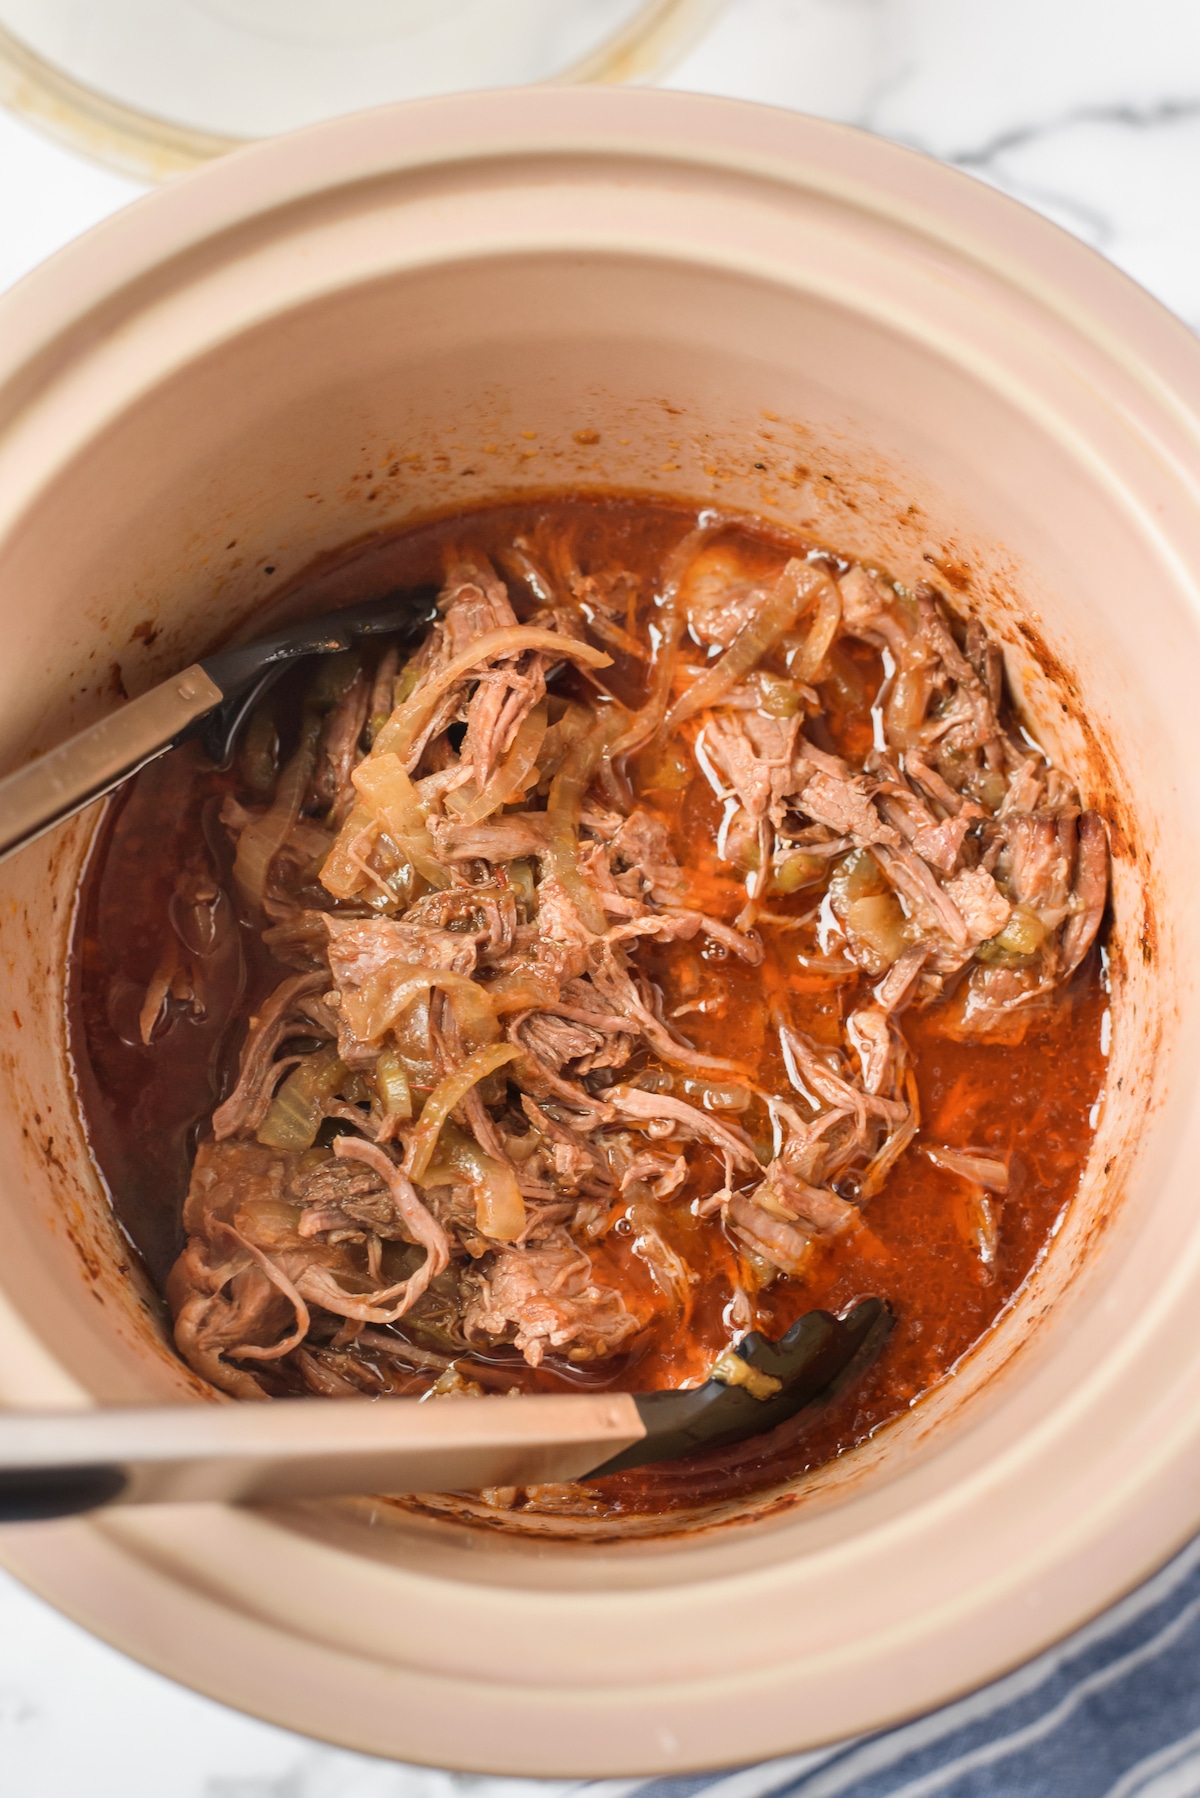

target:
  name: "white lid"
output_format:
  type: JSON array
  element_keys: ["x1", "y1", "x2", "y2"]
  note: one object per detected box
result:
[{"x1": 0, "y1": 0, "x2": 720, "y2": 178}]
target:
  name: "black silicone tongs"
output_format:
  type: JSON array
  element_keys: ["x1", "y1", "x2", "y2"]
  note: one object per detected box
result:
[
  {"x1": 0, "y1": 586, "x2": 437, "y2": 865},
  {"x1": 0, "y1": 1299, "x2": 889, "y2": 1522}
]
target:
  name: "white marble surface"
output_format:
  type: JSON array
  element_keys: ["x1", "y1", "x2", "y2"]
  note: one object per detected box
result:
[{"x1": 3, "y1": 1, "x2": 1200, "y2": 1790}]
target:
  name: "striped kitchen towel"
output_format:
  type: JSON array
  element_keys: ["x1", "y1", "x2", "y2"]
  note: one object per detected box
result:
[
  {"x1": 394, "y1": 1533, "x2": 1200, "y2": 1798},
  {"x1": 592, "y1": 1533, "x2": 1200, "y2": 1798}
]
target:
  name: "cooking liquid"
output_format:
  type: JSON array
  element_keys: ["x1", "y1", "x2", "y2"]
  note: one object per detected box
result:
[{"x1": 70, "y1": 498, "x2": 1109, "y2": 1516}]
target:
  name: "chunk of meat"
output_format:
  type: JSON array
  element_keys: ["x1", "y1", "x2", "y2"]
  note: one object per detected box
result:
[
  {"x1": 752, "y1": 1154, "x2": 860, "y2": 1238},
  {"x1": 311, "y1": 669, "x2": 370, "y2": 824},
  {"x1": 463, "y1": 658, "x2": 550, "y2": 790},
  {"x1": 463, "y1": 1228, "x2": 643, "y2": 1365},
  {"x1": 508, "y1": 1012, "x2": 617, "y2": 1120},
  {"x1": 945, "y1": 866, "x2": 1012, "y2": 946},
  {"x1": 440, "y1": 561, "x2": 520, "y2": 651},
  {"x1": 1061, "y1": 811, "x2": 1108, "y2": 974},
  {"x1": 944, "y1": 964, "x2": 1055, "y2": 1040},
  {"x1": 681, "y1": 542, "x2": 779, "y2": 648},
  {"x1": 704, "y1": 710, "x2": 800, "y2": 823},
  {"x1": 168, "y1": 1141, "x2": 310, "y2": 1398},
  {"x1": 531, "y1": 874, "x2": 600, "y2": 980},
  {"x1": 549, "y1": 1138, "x2": 599, "y2": 1195},
  {"x1": 916, "y1": 589, "x2": 1001, "y2": 750},
  {"x1": 386, "y1": 559, "x2": 521, "y2": 764},
  {"x1": 323, "y1": 916, "x2": 480, "y2": 1063},
  {"x1": 837, "y1": 564, "x2": 895, "y2": 634},
  {"x1": 727, "y1": 1190, "x2": 814, "y2": 1277},
  {"x1": 874, "y1": 845, "x2": 971, "y2": 951},
  {"x1": 903, "y1": 748, "x2": 967, "y2": 816},
  {"x1": 1001, "y1": 812, "x2": 1077, "y2": 927},
  {"x1": 663, "y1": 910, "x2": 765, "y2": 965},
  {"x1": 325, "y1": 915, "x2": 477, "y2": 984},
  {"x1": 588, "y1": 958, "x2": 753, "y2": 1080},
  {"x1": 873, "y1": 943, "x2": 930, "y2": 1014},
  {"x1": 521, "y1": 1011, "x2": 612, "y2": 1073},
  {"x1": 791, "y1": 757, "x2": 897, "y2": 846},
  {"x1": 403, "y1": 885, "x2": 517, "y2": 961},
  {"x1": 294, "y1": 1155, "x2": 408, "y2": 1240},
  {"x1": 620, "y1": 1150, "x2": 689, "y2": 1200},
  {"x1": 518, "y1": 1094, "x2": 612, "y2": 1192},
  {"x1": 779, "y1": 1025, "x2": 909, "y2": 1131},
  {"x1": 845, "y1": 1005, "x2": 896, "y2": 1095},
  {"x1": 429, "y1": 813, "x2": 550, "y2": 862},
  {"x1": 294, "y1": 1137, "x2": 451, "y2": 1325},
  {"x1": 876, "y1": 780, "x2": 972, "y2": 873},
  {"x1": 999, "y1": 758, "x2": 1046, "y2": 818},
  {"x1": 541, "y1": 1006, "x2": 635, "y2": 1074},
  {"x1": 261, "y1": 909, "x2": 335, "y2": 971},
  {"x1": 610, "y1": 808, "x2": 687, "y2": 905}
]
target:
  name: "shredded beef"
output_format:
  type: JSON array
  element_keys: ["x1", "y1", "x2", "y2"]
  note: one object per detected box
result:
[{"x1": 163, "y1": 521, "x2": 1107, "y2": 1408}]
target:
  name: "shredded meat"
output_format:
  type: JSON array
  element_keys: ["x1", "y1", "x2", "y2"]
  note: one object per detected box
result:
[
  {"x1": 211, "y1": 973, "x2": 331, "y2": 1139},
  {"x1": 163, "y1": 516, "x2": 1108, "y2": 1410},
  {"x1": 462, "y1": 1228, "x2": 642, "y2": 1365},
  {"x1": 793, "y1": 759, "x2": 898, "y2": 846},
  {"x1": 610, "y1": 808, "x2": 688, "y2": 905},
  {"x1": 945, "y1": 866, "x2": 1012, "y2": 946}
]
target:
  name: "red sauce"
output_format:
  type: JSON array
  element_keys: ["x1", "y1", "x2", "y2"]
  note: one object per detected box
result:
[{"x1": 69, "y1": 497, "x2": 1109, "y2": 1515}]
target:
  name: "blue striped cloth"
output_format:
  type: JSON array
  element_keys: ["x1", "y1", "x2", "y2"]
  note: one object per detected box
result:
[{"x1": 525, "y1": 1534, "x2": 1200, "y2": 1798}]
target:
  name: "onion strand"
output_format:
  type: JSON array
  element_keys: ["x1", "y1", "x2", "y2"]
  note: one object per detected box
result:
[{"x1": 407, "y1": 1043, "x2": 523, "y2": 1183}]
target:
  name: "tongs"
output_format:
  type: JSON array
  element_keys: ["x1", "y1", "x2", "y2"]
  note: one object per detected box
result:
[
  {"x1": 0, "y1": 1300, "x2": 889, "y2": 1522},
  {"x1": 0, "y1": 586, "x2": 438, "y2": 865}
]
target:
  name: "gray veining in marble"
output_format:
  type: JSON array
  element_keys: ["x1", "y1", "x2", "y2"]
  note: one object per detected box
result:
[{"x1": 670, "y1": 0, "x2": 1200, "y2": 327}]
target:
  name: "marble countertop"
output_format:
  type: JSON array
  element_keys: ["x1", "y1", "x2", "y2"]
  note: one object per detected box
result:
[{"x1": 3, "y1": 1, "x2": 1199, "y2": 1791}]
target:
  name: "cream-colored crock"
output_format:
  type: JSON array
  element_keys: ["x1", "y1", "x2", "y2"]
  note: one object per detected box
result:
[{"x1": 0, "y1": 87, "x2": 1195, "y2": 1774}]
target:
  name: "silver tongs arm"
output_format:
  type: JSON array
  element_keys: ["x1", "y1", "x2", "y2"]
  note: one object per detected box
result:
[
  {"x1": 0, "y1": 1393, "x2": 646, "y2": 1521},
  {"x1": 0, "y1": 1300, "x2": 892, "y2": 1522},
  {"x1": 0, "y1": 586, "x2": 438, "y2": 867},
  {"x1": 0, "y1": 667, "x2": 223, "y2": 863}
]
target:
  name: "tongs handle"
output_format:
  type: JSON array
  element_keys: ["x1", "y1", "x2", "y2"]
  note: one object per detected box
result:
[
  {"x1": 0, "y1": 1392, "x2": 645, "y2": 1521},
  {"x1": 0, "y1": 1300, "x2": 890, "y2": 1520},
  {"x1": 0, "y1": 587, "x2": 438, "y2": 868},
  {"x1": 0, "y1": 668, "x2": 222, "y2": 864}
]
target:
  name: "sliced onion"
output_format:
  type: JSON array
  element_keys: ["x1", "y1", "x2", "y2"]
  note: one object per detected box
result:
[
  {"x1": 406, "y1": 1043, "x2": 522, "y2": 1182},
  {"x1": 256, "y1": 1046, "x2": 348, "y2": 1150},
  {"x1": 664, "y1": 560, "x2": 831, "y2": 733},
  {"x1": 342, "y1": 964, "x2": 500, "y2": 1052},
  {"x1": 923, "y1": 1144, "x2": 1010, "y2": 1193},
  {"x1": 545, "y1": 713, "x2": 621, "y2": 936},
  {"x1": 374, "y1": 627, "x2": 611, "y2": 768},
  {"x1": 678, "y1": 1077, "x2": 753, "y2": 1112},
  {"x1": 347, "y1": 752, "x2": 450, "y2": 889},
  {"x1": 374, "y1": 1049, "x2": 413, "y2": 1122},
  {"x1": 437, "y1": 1126, "x2": 526, "y2": 1242},
  {"x1": 318, "y1": 801, "x2": 376, "y2": 900},
  {"x1": 613, "y1": 518, "x2": 723, "y2": 757},
  {"x1": 785, "y1": 570, "x2": 843, "y2": 683},
  {"x1": 991, "y1": 903, "x2": 1048, "y2": 958},
  {"x1": 845, "y1": 893, "x2": 909, "y2": 963},
  {"x1": 478, "y1": 964, "x2": 563, "y2": 1016},
  {"x1": 138, "y1": 937, "x2": 179, "y2": 1046},
  {"x1": 454, "y1": 699, "x2": 548, "y2": 827},
  {"x1": 233, "y1": 713, "x2": 320, "y2": 912}
]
